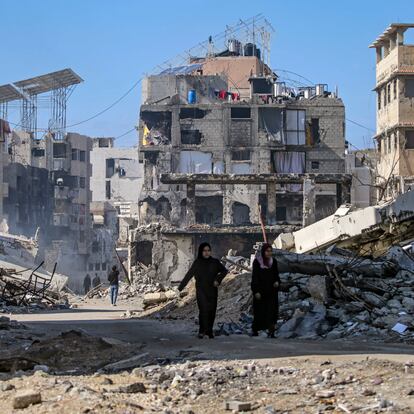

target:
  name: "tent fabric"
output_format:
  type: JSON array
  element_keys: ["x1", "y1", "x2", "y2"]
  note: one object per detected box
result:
[
  {"x1": 273, "y1": 151, "x2": 305, "y2": 193},
  {"x1": 178, "y1": 151, "x2": 212, "y2": 173}
]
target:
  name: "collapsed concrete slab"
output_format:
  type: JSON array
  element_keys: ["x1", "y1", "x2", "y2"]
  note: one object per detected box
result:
[{"x1": 273, "y1": 190, "x2": 414, "y2": 257}]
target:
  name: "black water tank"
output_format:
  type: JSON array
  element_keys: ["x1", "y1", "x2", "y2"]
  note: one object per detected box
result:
[
  {"x1": 255, "y1": 48, "x2": 261, "y2": 60},
  {"x1": 244, "y1": 43, "x2": 256, "y2": 57}
]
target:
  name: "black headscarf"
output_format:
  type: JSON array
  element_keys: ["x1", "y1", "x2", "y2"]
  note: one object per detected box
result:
[
  {"x1": 257, "y1": 243, "x2": 273, "y2": 269},
  {"x1": 197, "y1": 242, "x2": 212, "y2": 259}
]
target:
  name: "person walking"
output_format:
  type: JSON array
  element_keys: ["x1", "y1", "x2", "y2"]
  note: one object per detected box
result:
[
  {"x1": 178, "y1": 242, "x2": 228, "y2": 339},
  {"x1": 108, "y1": 265, "x2": 120, "y2": 306},
  {"x1": 83, "y1": 274, "x2": 91, "y2": 295},
  {"x1": 251, "y1": 243, "x2": 280, "y2": 338},
  {"x1": 92, "y1": 273, "x2": 101, "y2": 288}
]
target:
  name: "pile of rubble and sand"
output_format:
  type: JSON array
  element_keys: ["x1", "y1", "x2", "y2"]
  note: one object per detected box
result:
[
  {"x1": 139, "y1": 243, "x2": 414, "y2": 341},
  {"x1": 1, "y1": 354, "x2": 414, "y2": 413}
]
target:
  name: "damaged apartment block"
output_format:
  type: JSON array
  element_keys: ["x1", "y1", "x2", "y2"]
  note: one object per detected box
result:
[{"x1": 131, "y1": 25, "x2": 349, "y2": 284}]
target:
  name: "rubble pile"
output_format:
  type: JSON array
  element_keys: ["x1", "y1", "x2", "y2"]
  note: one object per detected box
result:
[
  {"x1": 0, "y1": 265, "x2": 69, "y2": 313},
  {"x1": 119, "y1": 263, "x2": 165, "y2": 299},
  {"x1": 0, "y1": 328, "x2": 140, "y2": 375},
  {"x1": 152, "y1": 244, "x2": 414, "y2": 341},
  {"x1": 1, "y1": 356, "x2": 413, "y2": 412}
]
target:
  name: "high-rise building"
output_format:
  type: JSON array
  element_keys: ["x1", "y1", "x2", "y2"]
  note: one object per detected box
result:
[{"x1": 370, "y1": 23, "x2": 414, "y2": 199}]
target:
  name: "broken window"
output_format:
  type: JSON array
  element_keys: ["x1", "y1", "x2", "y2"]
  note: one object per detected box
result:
[
  {"x1": 155, "y1": 196, "x2": 172, "y2": 220},
  {"x1": 181, "y1": 129, "x2": 202, "y2": 145},
  {"x1": 141, "y1": 111, "x2": 172, "y2": 146},
  {"x1": 196, "y1": 196, "x2": 223, "y2": 225},
  {"x1": 232, "y1": 202, "x2": 251, "y2": 226},
  {"x1": 71, "y1": 148, "x2": 78, "y2": 161},
  {"x1": 393, "y1": 79, "x2": 397, "y2": 99},
  {"x1": 276, "y1": 206, "x2": 287, "y2": 222},
  {"x1": 285, "y1": 110, "x2": 306, "y2": 145},
  {"x1": 79, "y1": 177, "x2": 86, "y2": 189},
  {"x1": 106, "y1": 158, "x2": 115, "y2": 178},
  {"x1": 231, "y1": 107, "x2": 251, "y2": 119},
  {"x1": 135, "y1": 241, "x2": 153, "y2": 266},
  {"x1": 405, "y1": 130, "x2": 414, "y2": 149},
  {"x1": 404, "y1": 79, "x2": 414, "y2": 98},
  {"x1": 178, "y1": 151, "x2": 212, "y2": 173},
  {"x1": 79, "y1": 150, "x2": 86, "y2": 162},
  {"x1": 179, "y1": 107, "x2": 207, "y2": 119},
  {"x1": 258, "y1": 108, "x2": 283, "y2": 142},
  {"x1": 105, "y1": 180, "x2": 111, "y2": 199},
  {"x1": 53, "y1": 143, "x2": 66, "y2": 158},
  {"x1": 232, "y1": 150, "x2": 251, "y2": 161},
  {"x1": 32, "y1": 148, "x2": 45, "y2": 157},
  {"x1": 311, "y1": 161, "x2": 320, "y2": 170}
]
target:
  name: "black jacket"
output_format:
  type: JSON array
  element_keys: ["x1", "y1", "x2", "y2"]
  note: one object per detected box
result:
[
  {"x1": 108, "y1": 270, "x2": 120, "y2": 286},
  {"x1": 178, "y1": 257, "x2": 228, "y2": 292}
]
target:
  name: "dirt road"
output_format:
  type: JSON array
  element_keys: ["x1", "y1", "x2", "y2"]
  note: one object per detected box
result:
[{"x1": 1, "y1": 302, "x2": 413, "y2": 413}]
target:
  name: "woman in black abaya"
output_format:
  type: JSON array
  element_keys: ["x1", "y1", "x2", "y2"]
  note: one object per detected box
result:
[
  {"x1": 178, "y1": 242, "x2": 228, "y2": 338},
  {"x1": 251, "y1": 243, "x2": 280, "y2": 338}
]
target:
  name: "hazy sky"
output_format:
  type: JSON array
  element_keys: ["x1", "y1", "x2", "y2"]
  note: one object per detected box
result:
[{"x1": 3, "y1": 0, "x2": 414, "y2": 148}]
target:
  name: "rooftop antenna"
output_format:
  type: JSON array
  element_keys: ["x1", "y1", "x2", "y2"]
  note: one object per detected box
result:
[{"x1": 207, "y1": 35, "x2": 214, "y2": 57}]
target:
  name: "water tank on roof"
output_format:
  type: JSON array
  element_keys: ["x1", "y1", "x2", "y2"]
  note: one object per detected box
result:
[
  {"x1": 255, "y1": 48, "x2": 261, "y2": 60},
  {"x1": 244, "y1": 43, "x2": 257, "y2": 57},
  {"x1": 228, "y1": 39, "x2": 242, "y2": 56},
  {"x1": 187, "y1": 89, "x2": 196, "y2": 104}
]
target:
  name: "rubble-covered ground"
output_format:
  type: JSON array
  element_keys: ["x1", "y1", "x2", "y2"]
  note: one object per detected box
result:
[{"x1": 1, "y1": 354, "x2": 414, "y2": 413}]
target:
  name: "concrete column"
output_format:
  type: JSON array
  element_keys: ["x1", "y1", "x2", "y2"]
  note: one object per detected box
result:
[
  {"x1": 376, "y1": 47, "x2": 382, "y2": 63},
  {"x1": 302, "y1": 178, "x2": 316, "y2": 227},
  {"x1": 266, "y1": 182, "x2": 277, "y2": 225},
  {"x1": 222, "y1": 190, "x2": 232, "y2": 225},
  {"x1": 397, "y1": 30, "x2": 404, "y2": 45},
  {"x1": 390, "y1": 34, "x2": 396, "y2": 50},
  {"x1": 186, "y1": 183, "x2": 196, "y2": 226},
  {"x1": 336, "y1": 182, "x2": 351, "y2": 207}
]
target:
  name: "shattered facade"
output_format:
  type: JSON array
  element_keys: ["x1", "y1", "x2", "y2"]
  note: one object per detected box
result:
[
  {"x1": 370, "y1": 24, "x2": 414, "y2": 198},
  {"x1": 3, "y1": 130, "x2": 93, "y2": 289},
  {"x1": 90, "y1": 137, "x2": 143, "y2": 245},
  {"x1": 132, "y1": 46, "x2": 349, "y2": 283}
]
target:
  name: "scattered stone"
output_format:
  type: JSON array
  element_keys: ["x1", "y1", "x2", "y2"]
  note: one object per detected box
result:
[
  {"x1": 117, "y1": 382, "x2": 146, "y2": 394},
  {"x1": 224, "y1": 400, "x2": 252, "y2": 412},
  {"x1": 0, "y1": 383, "x2": 15, "y2": 391},
  {"x1": 13, "y1": 389, "x2": 42, "y2": 409},
  {"x1": 316, "y1": 390, "x2": 335, "y2": 398},
  {"x1": 33, "y1": 364, "x2": 49, "y2": 373}
]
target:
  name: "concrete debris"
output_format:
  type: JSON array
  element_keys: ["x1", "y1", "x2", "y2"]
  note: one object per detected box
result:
[
  {"x1": 12, "y1": 389, "x2": 42, "y2": 409},
  {"x1": 148, "y1": 236, "x2": 414, "y2": 341},
  {"x1": 224, "y1": 400, "x2": 252, "y2": 412},
  {"x1": 0, "y1": 261, "x2": 69, "y2": 313},
  {"x1": 274, "y1": 190, "x2": 414, "y2": 257}
]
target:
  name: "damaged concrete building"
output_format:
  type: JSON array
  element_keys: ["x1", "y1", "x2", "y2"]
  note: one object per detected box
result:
[
  {"x1": 130, "y1": 26, "x2": 351, "y2": 284},
  {"x1": 0, "y1": 70, "x2": 96, "y2": 292},
  {"x1": 370, "y1": 23, "x2": 414, "y2": 199},
  {"x1": 90, "y1": 137, "x2": 143, "y2": 244}
]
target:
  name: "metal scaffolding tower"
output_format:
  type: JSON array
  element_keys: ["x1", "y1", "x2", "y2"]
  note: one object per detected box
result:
[{"x1": 13, "y1": 68, "x2": 83, "y2": 139}]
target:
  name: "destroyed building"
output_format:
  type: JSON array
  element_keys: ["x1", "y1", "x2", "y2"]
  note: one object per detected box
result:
[
  {"x1": 90, "y1": 137, "x2": 143, "y2": 244},
  {"x1": 0, "y1": 70, "x2": 95, "y2": 292},
  {"x1": 370, "y1": 23, "x2": 414, "y2": 198},
  {"x1": 130, "y1": 21, "x2": 351, "y2": 284}
]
